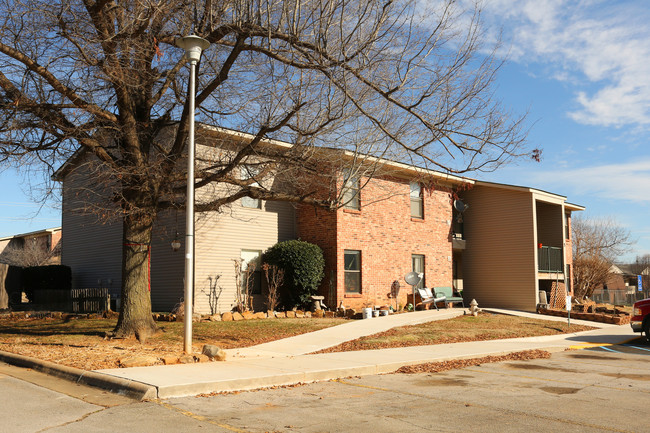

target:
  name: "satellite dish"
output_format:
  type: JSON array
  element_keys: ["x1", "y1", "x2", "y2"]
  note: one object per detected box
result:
[
  {"x1": 404, "y1": 271, "x2": 422, "y2": 286},
  {"x1": 454, "y1": 199, "x2": 468, "y2": 213}
]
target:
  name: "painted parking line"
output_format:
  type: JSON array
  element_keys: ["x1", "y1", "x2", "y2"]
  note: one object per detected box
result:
[
  {"x1": 598, "y1": 345, "x2": 622, "y2": 353},
  {"x1": 621, "y1": 344, "x2": 650, "y2": 352},
  {"x1": 568, "y1": 342, "x2": 614, "y2": 350}
]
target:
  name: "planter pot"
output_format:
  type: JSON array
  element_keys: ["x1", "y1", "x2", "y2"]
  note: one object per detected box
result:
[
  {"x1": 362, "y1": 308, "x2": 373, "y2": 319},
  {"x1": 380, "y1": 310, "x2": 389, "y2": 316},
  {"x1": 372, "y1": 310, "x2": 380, "y2": 318}
]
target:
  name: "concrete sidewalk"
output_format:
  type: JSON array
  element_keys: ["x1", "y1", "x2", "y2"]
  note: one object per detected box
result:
[
  {"x1": 97, "y1": 310, "x2": 636, "y2": 399},
  {"x1": 227, "y1": 308, "x2": 465, "y2": 358}
]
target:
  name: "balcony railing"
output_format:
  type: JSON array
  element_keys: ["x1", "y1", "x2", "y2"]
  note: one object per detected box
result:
[{"x1": 538, "y1": 246, "x2": 563, "y2": 272}]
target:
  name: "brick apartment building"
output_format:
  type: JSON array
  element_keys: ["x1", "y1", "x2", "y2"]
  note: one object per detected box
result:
[{"x1": 56, "y1": 127, "x2": 582, "y2": 314}]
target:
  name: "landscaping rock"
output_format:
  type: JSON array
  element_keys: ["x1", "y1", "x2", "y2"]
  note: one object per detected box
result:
[
  {"x1": 285, "y1": 311, "x2": 296, "y2": 318},
  {"x1": 312, "y1": 309, "x2": 324, "y2": 318},
  {"x1": 274, "y1": 311, "x2": 285, "y2": 318},
  {"x1": 253, "y1": 312, "x2": 267, "y2": 319},
  {"x1": 324, "y1": 311, "x2": 335, "y2": 318},
  {"x1": 295, "y1": 310, "x2": 305, "y2": 318},
  {"x1": 266, "y1": 310, "x2": 275, "y2": 318},
  {"x1": 304, "y1": 311, "x2": 312, "y2": 318},
  {"x1": 194, "y1": 353, "x2": 210, "y2": 363},
  {"x1": 209, "y1": 314, "x2": 221, "y2": 321},
  {"x1": 179, "y1": 354, "x2": 195, "y2": 364},
  {"x1": 232, "y1": 312, "x2": 244, "y2": 321},
  {"x1": 221, "y1": 312, "x2": 233, "y2": 321},
  {"x1": 202, "y1": 344, "x2": 227, "y2": 361},
  {"x1": 161, "y1": 355, "x2": 180, "y2": 365},
  {"x1": 242, "y1": 311, "x2": 254, "y2": 320},
  {"x1": 119, "y1": 355, "x2": 158, "y2": 368}
]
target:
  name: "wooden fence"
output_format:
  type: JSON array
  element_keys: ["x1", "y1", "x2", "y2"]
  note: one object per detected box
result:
[{"x1": 31, "y1": 288, "x2": 110, "y2": 313}]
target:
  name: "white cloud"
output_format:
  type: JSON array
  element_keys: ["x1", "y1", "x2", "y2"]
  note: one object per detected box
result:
[
  {"x1": 527, "y1": 158, "x2": 650, "y2": 203},
  {"x1": 478, "y1": 0, "x2": 650, "y2": 127}
]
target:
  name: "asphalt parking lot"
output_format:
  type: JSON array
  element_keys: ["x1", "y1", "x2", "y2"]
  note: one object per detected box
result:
[
  {"x1": 3, "y1": 342, "x2": 649, "y2": 433},
  {"x1": 164, "y1": 347, "x2": 650, "y2": 433}
]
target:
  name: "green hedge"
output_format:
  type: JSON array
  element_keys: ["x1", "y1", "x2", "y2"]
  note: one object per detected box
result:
[
  {"x1": 264, "y1": 240, "x2": 324, "y2": 309},
  {"x1": 22, "y1": 265, "x2": 72, "y2": 302}
]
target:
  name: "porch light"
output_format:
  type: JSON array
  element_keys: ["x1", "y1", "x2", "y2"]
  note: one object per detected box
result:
[{"x1": 171, "y1": 236, "x2": 181, "y2": 252}]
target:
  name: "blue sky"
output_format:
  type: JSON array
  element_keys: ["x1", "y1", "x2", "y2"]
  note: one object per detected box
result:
[{"x1": 1, "y1": 0, "x2": 649, "y2": 261}]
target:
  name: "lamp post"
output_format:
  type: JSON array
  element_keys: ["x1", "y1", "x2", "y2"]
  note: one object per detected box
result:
[{"x1": 176, "y1": 35, "x2": 210, "y2": 354}]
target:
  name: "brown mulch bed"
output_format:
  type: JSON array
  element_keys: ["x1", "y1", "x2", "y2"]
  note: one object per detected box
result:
[
  {"x1": 395, "y1": 349, "x2": 552, "y2": 374},
  {"x1": 315, "y1": 313, "x2": 596, "y2": 354}
]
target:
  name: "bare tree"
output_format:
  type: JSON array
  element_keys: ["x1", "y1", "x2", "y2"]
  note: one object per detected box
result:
[
  {"x1": 262, "y1": 262, "x2": 284, "y2": 312},
  {"x1": 0, "y1": 0, "x2": 532, "y2": 340},
  {"x1": 0, "y1": 241, "x2": 59, "y2": 267},
  {"x1": 630, "y1": 254, "x2": 650, "y2": 292},
  {"x1": 572, "y1": 216, "x2": 633, "y2": 300}
]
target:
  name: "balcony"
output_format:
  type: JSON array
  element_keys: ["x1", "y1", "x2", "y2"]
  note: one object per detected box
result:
[{"x1": 538, "y1": 246, "x2": 563, "y2": 272}]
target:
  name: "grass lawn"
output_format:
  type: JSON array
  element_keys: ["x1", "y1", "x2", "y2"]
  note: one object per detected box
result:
[
  {"x1": 0, "y1": 317, "x2": 346, "y2": 370},
  {"x1": 0, "y1": 312, "x2": 597, "y2": 370},
  {"x1": 315, "y1": 313, "x2": 596, "y2": 353}
]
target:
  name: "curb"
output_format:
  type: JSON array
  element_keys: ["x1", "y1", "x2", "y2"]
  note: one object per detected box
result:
[{"x1": 0, "y1": 350, "x2": 157, "y2": 400}]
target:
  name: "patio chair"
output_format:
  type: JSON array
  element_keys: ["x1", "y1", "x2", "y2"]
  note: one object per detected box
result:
[{"x1": 416, "y1": 287, "x2": 447, "y2": 311}]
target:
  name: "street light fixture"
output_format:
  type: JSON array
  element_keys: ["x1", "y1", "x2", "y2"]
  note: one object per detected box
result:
[{"x1": 176, "y1": 34, "x2": 210, "y2": 355}]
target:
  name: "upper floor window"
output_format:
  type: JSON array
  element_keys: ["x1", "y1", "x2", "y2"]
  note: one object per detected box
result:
[
  {"x1": 410, "y1": 182, "x2": 423, "y2": 218},
  {"x1": 342, "y1": 170, "x2": 360, "y2": 210},
  {"x1": 241, "y1": 166, "x2": 261, "y2": 209}
]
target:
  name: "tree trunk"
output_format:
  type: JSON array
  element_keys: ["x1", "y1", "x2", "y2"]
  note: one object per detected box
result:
[{"x1": 113, "y1": 214, "x2": 158, "y2": 341}]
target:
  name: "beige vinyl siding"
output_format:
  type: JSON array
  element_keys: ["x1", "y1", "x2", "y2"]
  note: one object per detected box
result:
[
  {"x1": 61, "y1": 160, "x2": 123, "y2": 299},
  {"x1": 150, "y1": 209, "x2": 185, "y2": 312},
  {"x1": 462, "y1": 185, "x2": 537, "y2": 310},
  {"x1": 193, "y1": 200, "x2": 296, "y2": 315}
]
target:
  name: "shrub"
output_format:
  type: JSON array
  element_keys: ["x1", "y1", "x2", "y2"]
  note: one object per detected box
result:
[
  {"x1": 22, "y1": 265, "x2": 72, "y2": 302},
  {"x1": 264, "y1": 240, "x2": 324, "y2": 308}
]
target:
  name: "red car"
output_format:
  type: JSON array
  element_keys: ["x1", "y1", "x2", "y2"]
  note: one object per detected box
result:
[{"x1": 631, "y1": 298, "x2": 650, "y2": 340}]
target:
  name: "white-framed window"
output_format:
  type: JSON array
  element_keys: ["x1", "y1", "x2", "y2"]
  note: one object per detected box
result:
[
  {"x1": 342, "y1": 170, "x2": 360, "y2": 210},
  {"x1": 344, "y1": 250, "x2": 361, "y2": 293},
  {"x1": 241, "y1": 249, "x2": 262, "y2": 294},
  {"x1": 241, "y1": 166, "x2": 261, "y2": 209},
  {"x1": 410, "y1": 182, "x2": 423, "y2": 218}
]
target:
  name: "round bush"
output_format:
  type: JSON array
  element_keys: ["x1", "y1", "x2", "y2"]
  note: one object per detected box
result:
[{"x1": 264, "y1": 240, "x2": 324, "y2": 309}]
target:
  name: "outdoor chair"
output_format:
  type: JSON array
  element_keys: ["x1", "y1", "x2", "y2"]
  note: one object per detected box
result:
[
  {"x1": 416, "y1": 287, "x2": 447, "y2": 311},
  {"x1": 433, "y1": 286, "x2": 465, "y2": 308}
]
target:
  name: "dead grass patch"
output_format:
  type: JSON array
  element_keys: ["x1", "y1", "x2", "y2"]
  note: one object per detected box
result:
[
  {"x1": 0, "y1": 317, "x2": 346, "y2": 370},
  {"x1": 315, "y1": 313, "x2": 595, "y2": 353}
]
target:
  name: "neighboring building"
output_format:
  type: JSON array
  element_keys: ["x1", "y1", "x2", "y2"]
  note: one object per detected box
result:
[
  {"x1": 593, "y1": 264, "x2": 650, "y2": 305},
  {"x1": 54, "y1": 128, "x2": 582, "y2": 314},
  {"x1": 0, "y1": 227, "x2": 62, "y2": 266}
]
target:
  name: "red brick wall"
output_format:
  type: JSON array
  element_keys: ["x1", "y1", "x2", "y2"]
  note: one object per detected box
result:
[
  {"x1": 297, "y1": 204, "x2": 338, "y2": 306},
  {"x1": 298, "y1": 176, "x2": 454, "y2": 310},
  {"x1": 50, "y1": 230, "x2": 62, "y2": 252}
]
